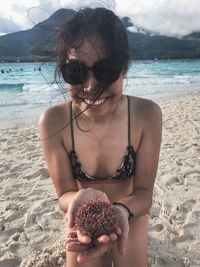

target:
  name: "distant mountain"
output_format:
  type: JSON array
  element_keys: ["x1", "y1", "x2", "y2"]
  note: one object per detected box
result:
[
  {"x1": 128, "y1": 31, "x2": 200, "y2": 59},
  {"x1": 0, "y1": 8, "x2": 200, "y2": 62},
  {"x1": 183, "y1": 32, "x2": 200, "y2": 41},
  {"x1": 121, "y1": 16, "x2": 134, "y2": 29},
  {"x1": 0, "y1": 8, "x2": 75, "y2": 62}
]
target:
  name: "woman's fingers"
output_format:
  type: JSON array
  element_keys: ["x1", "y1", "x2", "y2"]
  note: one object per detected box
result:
[
  {"x1": 109, "y1": 232, "x2": 118, "y2": 242},
  {"x1": 97, "y1": 235, "x2": 110, "y2": 244},
  {"x1": 67, "y1": 231, "x2": 77, "y2": 238},
  {"x1": 96, "y1": 224, "x2": 121, "y2": 244},
  {"x1": 117, "y1": 223, "x2": 129, "y2": 255},
  {"x1": 77, "y1": 243, "x2": 112, "y2": 263},
  {"x1": 117, "y1": 234, "x2": 127, "y2": 254},
  {"x1": 66, "y1": 241, "x2": 94, "y2": 252},
  {"x1": 77, "y1": 230, "x2": 92, "y2": 244},
  {"x1": 114, "y1": 225, "x2": 122, "y2": 235},
  {"x1": 97, "y1": 233, "x2": 118, "y2": 244},
  {"x1": 66, "y1": 231, "x2": 94, "y2": 252}
]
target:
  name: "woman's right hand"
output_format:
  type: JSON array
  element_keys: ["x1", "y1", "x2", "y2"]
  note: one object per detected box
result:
[{"x1": 66, "y1": 230, "x2": 117, "y2": 264}]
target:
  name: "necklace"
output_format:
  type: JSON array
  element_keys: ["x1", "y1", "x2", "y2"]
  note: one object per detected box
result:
[{"x1": 84, "y1": 98, "x2": 121, "y2": 147}]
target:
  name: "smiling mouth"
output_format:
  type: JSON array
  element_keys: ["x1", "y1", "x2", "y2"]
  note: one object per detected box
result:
[
  {"x1": 84, "y1": 98, "x2": 107, "y2": 106},
  {"x1": 77, "y1": 97, "x2": 108, "y2": 106}
]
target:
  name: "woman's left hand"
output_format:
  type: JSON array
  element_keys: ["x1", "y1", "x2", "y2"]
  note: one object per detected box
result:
[
  {"x1": 112, "y1": 204, "x2": 130, "y2": 255},
  {"x1": 66, "y1": 230, "x2": 118, "y2": 263}
]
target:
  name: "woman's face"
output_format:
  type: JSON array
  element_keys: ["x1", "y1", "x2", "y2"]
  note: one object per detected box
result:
[{"x1": 66, "y1": 34, "x2": 125, "y2": 117}]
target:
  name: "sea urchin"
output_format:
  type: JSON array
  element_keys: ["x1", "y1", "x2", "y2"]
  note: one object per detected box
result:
[{"x1": 74, "y1": 199, "x2": 118, "y2": 239}]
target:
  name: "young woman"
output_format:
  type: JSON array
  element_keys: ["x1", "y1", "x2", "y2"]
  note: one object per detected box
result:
[{"x1": 39, "y1": 7, "x2": 162, "y2": 267}]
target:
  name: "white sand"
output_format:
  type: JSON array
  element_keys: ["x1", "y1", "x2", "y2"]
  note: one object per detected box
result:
[
  {"x1": 148, "y1": 93, "x2": 200, "y2": 267},
  {"x1": 0, "y1": 93, "x2": 200, "y2": 267}
]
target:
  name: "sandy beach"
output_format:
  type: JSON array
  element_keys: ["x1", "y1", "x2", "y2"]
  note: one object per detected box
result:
[{"x1": 0, "y1": 93, "x2": 200, "y2": 267}]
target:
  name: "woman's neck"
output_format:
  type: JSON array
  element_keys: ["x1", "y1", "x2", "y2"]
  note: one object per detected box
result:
[{"x1": 78, "y1": 95, "x2": 125, "y2": 125}]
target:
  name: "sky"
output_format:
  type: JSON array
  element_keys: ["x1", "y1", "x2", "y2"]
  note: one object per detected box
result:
[{"x1": 0, "y1": 0, "x2": 200, "y2": 37}]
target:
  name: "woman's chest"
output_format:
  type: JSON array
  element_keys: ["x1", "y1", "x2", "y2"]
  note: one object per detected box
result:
[{"x1": 74, "y1": 134, "x2": 129, "y2": 179}]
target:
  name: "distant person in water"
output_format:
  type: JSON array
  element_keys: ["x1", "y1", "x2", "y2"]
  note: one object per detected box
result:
[
  {"x1": 1, "y1": 69, "x2": 4, "y2": 74},
  {"x1": 39, "y1": 7, "x2": 162, "y2": 267},
  {"x1": 38, "y1": 67, "x2": 41, "y2": 71}
]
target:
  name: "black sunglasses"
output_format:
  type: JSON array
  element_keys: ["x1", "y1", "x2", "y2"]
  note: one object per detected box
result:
[{"x1": 60, "y1": 58, "x2": 122, "y2": 85}]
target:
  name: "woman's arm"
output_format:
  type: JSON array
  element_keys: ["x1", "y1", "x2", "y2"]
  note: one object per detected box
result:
[
  {"x1": 38, "y1": 105, "x2": 79, "y2": 212},
  {"x1": 116, "y1": 99, "x2": 162, "y2": 217},
  {"x1": 110, "y1": 99, "x2": 162, "y2": 254}
]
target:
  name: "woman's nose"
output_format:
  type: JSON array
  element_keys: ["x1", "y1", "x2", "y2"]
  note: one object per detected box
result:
[{"x1": 83, "y1": 71, "x2": 98, "y2": 92}]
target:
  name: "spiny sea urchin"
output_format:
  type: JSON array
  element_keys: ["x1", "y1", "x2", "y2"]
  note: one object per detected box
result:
[{"x1": 74, "y1": 199, "x2": 118, "y2": 239}]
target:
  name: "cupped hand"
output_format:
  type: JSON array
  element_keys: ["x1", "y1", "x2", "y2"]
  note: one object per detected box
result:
[
  {"x1": 76, "y1": 240, "x2": 114, "y2": 263},
  {"x1": 66, "y1": 188, "x2": 110, "y2": 229},
  {"x1": 65, "y1": 231, "x2": 94, "y2": 252},
  {"x1": 66, "y1": 188, "x2": 130, "y2": 260},
  {"x1": 66, "y1": 230, "x2": 118, "y2": 263},
  {"x1": 66, "y1": 220, "x2": 121, "y2": 253}
]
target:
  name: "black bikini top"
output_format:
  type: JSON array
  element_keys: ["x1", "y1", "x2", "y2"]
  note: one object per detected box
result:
[{"x1": 69, "y1": 96, "x2": 136, "y2": 183}]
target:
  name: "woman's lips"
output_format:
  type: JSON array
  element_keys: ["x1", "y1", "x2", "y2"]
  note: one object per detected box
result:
[
  {"x1": 84, "y1": 97, "x2": 106, "y2": 106},
  {"x1": 78, "y1": 96, "x2": 111, "y2": 108}
]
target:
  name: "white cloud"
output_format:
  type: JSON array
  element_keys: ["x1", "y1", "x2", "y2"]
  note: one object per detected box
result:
[
  {"x1": 0, "y1": 0, "x2": 40, "y2": 32},
  {"x1": 0, "y1": 0, "x2": 200, "y2": 36},
  {"x1": 60, "y1": 0, "x2": 116, "y2": 10},
  {"x1": 116, "y1": 0, "x2": 200, "y2": 36},
  {"x1": 0, "y1": 16, "x2": 21, "y2": 33}
]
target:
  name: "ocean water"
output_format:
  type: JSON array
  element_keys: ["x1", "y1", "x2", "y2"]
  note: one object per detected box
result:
[{"x1": 0, "y1": 60, "x2": 200, "y2": 128}]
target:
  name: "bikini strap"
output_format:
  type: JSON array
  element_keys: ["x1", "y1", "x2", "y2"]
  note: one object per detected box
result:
[
  {"x1": 127, "y1": 96, "x2": 131, "y2": 146},
  {"x1": 70, "y1": 101, "x2": 75, "y2": 150}
]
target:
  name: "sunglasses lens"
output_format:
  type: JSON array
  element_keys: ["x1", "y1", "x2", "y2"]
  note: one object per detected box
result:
[
  {"x1": 61, "y1": 58, "x2": 122, "y2": 85},
  {"x1": 97, "y1": 68, "x2": 121, "y2": 84},
  {"x1": 61, "y1": 62, "x2": 87, "y2": 85},
  {"x1": 93, "y1": 59, "x2": 121, "y2": 84}
]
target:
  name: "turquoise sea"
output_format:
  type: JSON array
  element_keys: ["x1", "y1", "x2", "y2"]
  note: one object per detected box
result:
[{"x1": 0, "y1": 60, "x2": 200, "y2": 128}]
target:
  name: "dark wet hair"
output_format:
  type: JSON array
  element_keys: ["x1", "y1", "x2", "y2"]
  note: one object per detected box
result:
[{"x1": 56, "y1": 7, "x2": 131, "y2": 98}]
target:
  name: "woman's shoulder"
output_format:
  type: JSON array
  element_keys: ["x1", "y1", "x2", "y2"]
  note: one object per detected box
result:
[
  {"x1": 128, "y1": 95, "x2": 162, "y2": 124},
  {"x1": 38, "y1": 101, "x2": 71, "y2": 139}
]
